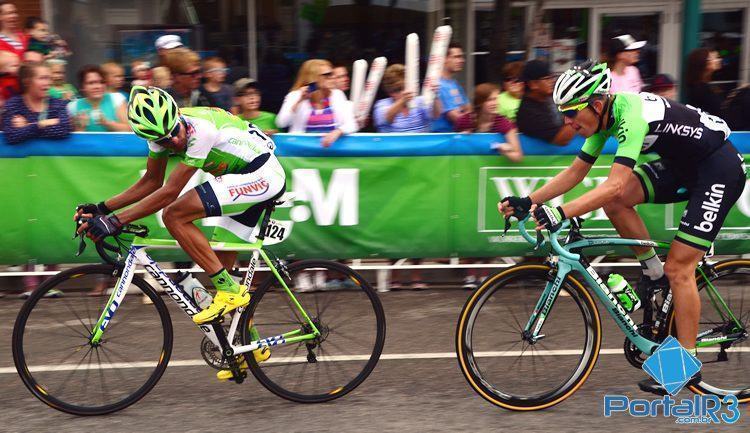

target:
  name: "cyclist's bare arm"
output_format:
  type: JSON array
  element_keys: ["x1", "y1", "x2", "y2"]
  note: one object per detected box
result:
[
  {"x1": 528, "y1": 157, "x2": 593, "y2": 203},
  {"x1": 104, "y1": 157, "x2": 168, "y2": 212},
  {"x1": 558, "y1": 163, "x2": 631, "y2": 218},
  {"x1": 117, "y1": 162, "x2": 198, "y2": 224}
]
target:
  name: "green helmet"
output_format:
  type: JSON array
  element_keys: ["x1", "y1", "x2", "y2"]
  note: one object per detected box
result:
[
  {"x1": 127, "y1": 86, "x2": 180, "y2": 141},
  {"x1": 553, "y1": 60, "x2": 611, "y2": 109}
]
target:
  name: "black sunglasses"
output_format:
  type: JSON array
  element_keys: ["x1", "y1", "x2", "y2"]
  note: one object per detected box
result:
[{"x1": 153, "y1": 120, "x2": 182, "y2": 145}]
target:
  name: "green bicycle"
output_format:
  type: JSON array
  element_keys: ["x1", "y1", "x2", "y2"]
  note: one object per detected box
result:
[
  {"x1": 13, "y1": 199, "x2": 386, "y2": 415},
  {"x1": 456, "y1": 216, "x2": 749, "y2": 410}
]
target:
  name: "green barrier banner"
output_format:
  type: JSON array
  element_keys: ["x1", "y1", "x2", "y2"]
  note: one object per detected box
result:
[{"x1": 2, "y1": 153, "x2": 750, "y2": 264}]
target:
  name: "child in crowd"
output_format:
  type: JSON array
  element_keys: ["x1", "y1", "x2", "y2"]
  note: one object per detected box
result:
[
  {"x1": 234, "y1": 78, "x2": 277, "y2": 135},
  {"x1": 198, "y1": 56, "x2": 233, "y2": 110},
  {"x1": 131, "y1": 60, "x2": 151, "y2": 87},
  {"x1": 48, "y1": 59, "x2": 77, "y2": 100},
  {"x1": 151, "y1": 66, "x2": 172, "y2": 89},
  {"x1": 0, "y1": 51, "x2": 20, "y2": 104},
  {"x1": 100, "y1": 62, "x2": 128, "y2": 102},
  {"x1": 24, "y1": 17, "x2": 51, "y2": 57}
]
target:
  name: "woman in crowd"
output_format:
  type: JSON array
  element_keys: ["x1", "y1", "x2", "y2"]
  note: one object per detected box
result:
[
  {"x1": 456, "y1": 83, "x2": 523, "y2": 162},
  {"x1": 373, "y1": 63, "x2": 438, "y2": 133},
  {"x1": 277, "y1": 58, "x2": 357, "y2": 146},
  {"x1": 608, "y1": 34, "x2": 645, "y2": 94},
  {"x1": 684, "y1": 47, "x2": 723, "y2": 115},
  {"x1": 0, "y1": 2, "x2": 27, "y2": 57},
  {"x1": 67, "y1": 64, "x2": 129, "y2": 132},
  {"x1": 3, "y1": 61, "x2": 71, "y2": 143}
]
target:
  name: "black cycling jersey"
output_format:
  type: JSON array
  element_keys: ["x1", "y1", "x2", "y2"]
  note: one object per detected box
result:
[{"x1": 579, "y1": 92, "x2": 732, "y2": 168}]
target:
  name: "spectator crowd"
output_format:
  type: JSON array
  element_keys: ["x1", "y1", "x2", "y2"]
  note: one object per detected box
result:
[{"x1": 1, "y1": 0, "x2": 747, "y2": 150}]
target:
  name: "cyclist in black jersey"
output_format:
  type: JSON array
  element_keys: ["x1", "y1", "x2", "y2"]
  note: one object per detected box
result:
[{"x1": 499, "y1": 61, "x2": 747, "y2": 395}]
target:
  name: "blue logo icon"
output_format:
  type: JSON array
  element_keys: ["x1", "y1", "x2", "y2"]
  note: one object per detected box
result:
[{"x1": 642, "y1": 336, "x2": 702, "y2": 395}]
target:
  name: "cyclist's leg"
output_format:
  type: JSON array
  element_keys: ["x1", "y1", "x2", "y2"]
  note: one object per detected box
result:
[
  {"x1": 162, "y1": 190, "x2": 224, "y2": 276},
  {"x1": 663, "y1": 243, "x2": 703, "y2": 350},
  {"x1": 216, "y1": 251, "x2": 238, "y2": 271},
  {"x1": 601, "y1": 171, "x2": 650, "y2": 256},
  {"x1": 667, "y1": 142, "x2": 746, "y2": 350},
  {"x1": 190, "y1": 158, "x2": 286, "y2": 323}
]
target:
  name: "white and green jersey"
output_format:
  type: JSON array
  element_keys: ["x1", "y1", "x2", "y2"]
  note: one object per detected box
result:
[{"x1": 147, "y1": 107, "x2": 277, "y2": 176}]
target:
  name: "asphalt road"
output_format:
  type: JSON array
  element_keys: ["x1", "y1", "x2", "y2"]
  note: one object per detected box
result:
[{"x1": 1, "y1": 285, "x2": 748, "y2": 433}]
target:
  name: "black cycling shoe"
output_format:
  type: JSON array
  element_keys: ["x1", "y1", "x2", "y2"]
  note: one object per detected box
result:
[
  {"x1": 635, "y1": 274, "x2": 669, "y2": 304},
  {"x1": 638, "y1": 371, "x2": 702, "y2": 396}
]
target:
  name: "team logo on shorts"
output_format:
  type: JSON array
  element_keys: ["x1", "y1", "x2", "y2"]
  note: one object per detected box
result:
[{"x1": 228, "y1": 179, "x2": 270, "y2": 201}]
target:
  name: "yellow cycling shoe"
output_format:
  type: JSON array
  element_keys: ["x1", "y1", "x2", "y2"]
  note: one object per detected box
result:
[
  {"x1": 192, "y1": 286, "x2": 251, "y2": 324},
  {"x1": 216, "y1": 347, "x2": 271, "y2": 381}
]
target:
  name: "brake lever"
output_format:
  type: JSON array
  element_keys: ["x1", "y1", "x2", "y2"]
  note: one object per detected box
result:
[
  {"x1": 534, "y1": 230, "x2": 544, "y2": 251},
  {"x1": 502, "y1": 216, "x2": 512, "y2": 237},
  {"x1": 76, "y1": 233, "x2": 87, "y2": 256}
]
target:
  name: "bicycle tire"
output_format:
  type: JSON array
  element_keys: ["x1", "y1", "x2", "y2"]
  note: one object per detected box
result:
[
  {"x1": 456, "y1": 264, "x2": 602, "y2": 410},
  {"x1": 239, "y1": 259, "x2": 385, "y2": 403},
  {"x1": 666, "y1": 259, "x2": 750, "y2": 401},
  {"x1": 13, "y1": 264, "x2": 173, "y2": 416}
]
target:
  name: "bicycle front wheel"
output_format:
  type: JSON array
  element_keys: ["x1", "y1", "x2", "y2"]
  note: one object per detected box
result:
[
  {"x1": 668, "y1": 259, "x2": 750, "y2": 401},
  {"x1": 239, "y1": 259, "x2": 385, "y2": 403},
  {"x1": 456, "y1": 264, "x2": 601, "y2": 410},
  {"x1": 12, "y1": 265, "x2": 173, "y2": 415}
]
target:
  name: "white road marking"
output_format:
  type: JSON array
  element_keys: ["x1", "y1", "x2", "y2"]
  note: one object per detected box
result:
[{"x1": 3, "y1": 347, "x2": 748, "y2": 374}]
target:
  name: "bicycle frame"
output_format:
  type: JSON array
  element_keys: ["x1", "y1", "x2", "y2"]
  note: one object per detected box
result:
[
  {"x1": 516, "y1": 218, "x2": 667, "y2": 356},
  {"x1": 88, "y1": 236, "x2": 321, "y2": 357}
]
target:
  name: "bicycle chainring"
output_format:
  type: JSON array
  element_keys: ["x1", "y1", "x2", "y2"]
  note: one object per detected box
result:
[{"x1": 199, "y1": 327, "x2": 244, "y2": 370}]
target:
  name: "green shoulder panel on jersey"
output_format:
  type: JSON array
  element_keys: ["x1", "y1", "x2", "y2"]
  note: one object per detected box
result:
[
  {"x1": 180, "y1": 107, "x2": 249, "y2": 130},
  {"x1": 579, "y1": 131, "x2": 606, "y2": 163},
  {"x1": 609, "y1": 93, "x2": 649, "y2": 168}
]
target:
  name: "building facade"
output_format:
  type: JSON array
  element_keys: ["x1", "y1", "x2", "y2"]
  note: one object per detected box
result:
[{"x1": 41, "y1": 0, "x2": 749, "y2": 110}]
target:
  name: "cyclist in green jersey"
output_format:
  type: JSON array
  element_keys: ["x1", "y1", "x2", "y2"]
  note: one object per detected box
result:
[
  {"x1": 76, "y1": 86, "x2": 286, "y2": 325},
  {"x1": 500, "y1": 61, "x2": 746, "y2": 395}
]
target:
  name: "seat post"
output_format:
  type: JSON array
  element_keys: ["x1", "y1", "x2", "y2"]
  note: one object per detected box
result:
[{"x1": 256, "y1": 204, "x2": 275, "y2": 241}]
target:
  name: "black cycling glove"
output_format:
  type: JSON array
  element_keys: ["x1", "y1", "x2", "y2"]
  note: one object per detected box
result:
[
  {"x1": 501, "y1": 196, "x2": 533, "y2": 219},
  {"x1": 76, "y1": 201, "x2": 112, "y2": 216},
  {"x1": 88, "y1": 215, "x2": 123, "y2": 242}
]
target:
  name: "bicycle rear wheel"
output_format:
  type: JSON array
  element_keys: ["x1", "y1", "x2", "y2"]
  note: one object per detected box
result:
[
  {"x1": 12, "y1": 265, "x2": 173, "y2": 415},
  {"x1": 456, "y1": 264, "x2": 601, "y2": 410},
  {"x1": 239, "y1": 260, "x2": 385, "y2": 403},
  {"x1": 668, "y1": 259, "x2": 750, "y2": 401}
]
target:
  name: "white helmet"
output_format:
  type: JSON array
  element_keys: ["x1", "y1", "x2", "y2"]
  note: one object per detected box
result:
[{"x1": 553, "y1": 60, "x2": 611, "y2": 108}]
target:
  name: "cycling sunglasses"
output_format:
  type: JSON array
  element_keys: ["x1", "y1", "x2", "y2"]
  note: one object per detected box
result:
[
  {"x1": 153, "y1": 119, "x2": 183, "y2": 145},
  {"x1": 560, "y1": 102, "x2": 589, "y2": 119}
]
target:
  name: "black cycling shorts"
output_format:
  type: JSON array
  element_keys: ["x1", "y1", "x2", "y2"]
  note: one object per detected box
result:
[{"x1": 633, "y1": 141, "x2": 747, "y2": 251}]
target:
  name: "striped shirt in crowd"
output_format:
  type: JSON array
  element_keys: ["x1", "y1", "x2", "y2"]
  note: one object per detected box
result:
[
  {"x1": 305, "y1": 98, "x2": 337, "y2": 133},
  {"x1": 373, "y1": 95, "x2": 432, "y2": 133}
]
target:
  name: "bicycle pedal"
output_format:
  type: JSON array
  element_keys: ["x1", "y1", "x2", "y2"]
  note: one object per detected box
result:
[{"x1": 230, "y1": 370, "x2": 247, "y2": 384}]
